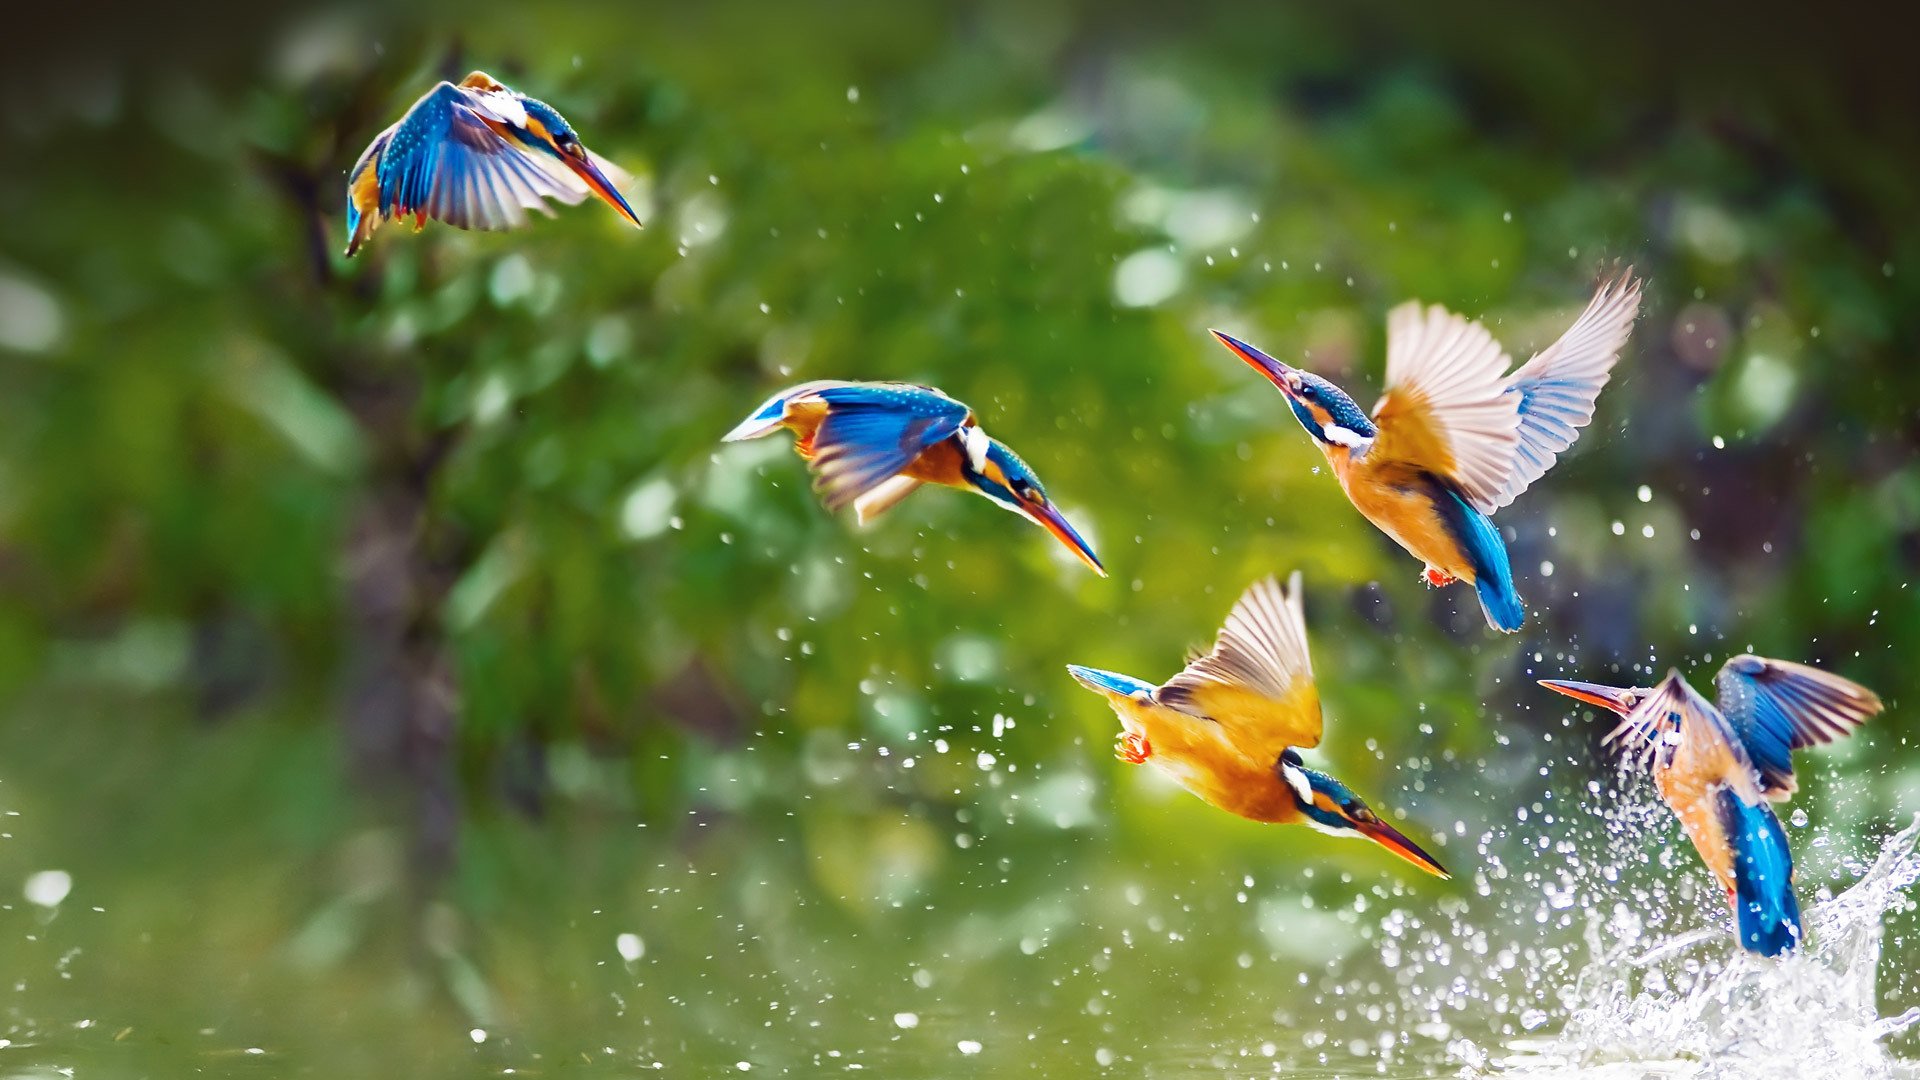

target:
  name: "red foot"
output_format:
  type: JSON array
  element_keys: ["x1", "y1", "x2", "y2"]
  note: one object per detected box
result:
[
  {"x1": 1114, "y1": 731, "x2": 1151, "y2": 765},
  {"x1": 1422, "y1": 566, "x2": 1456, "y2": 588}
]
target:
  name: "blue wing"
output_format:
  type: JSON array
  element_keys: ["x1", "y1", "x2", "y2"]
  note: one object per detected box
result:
[
  {"x1": 807, "y1": 385, "x2": 970, "y2": 512},
  {"x1": 372, "y1": 82, "x2": 589, "y2": 233},
  {"x1": 1716, "y1": 790, "x2": 1801, "y2": 956},
  {"x1": 1484, "y1": 272, "x2": 1641, "y2": 511},
  {"x1": 1714, "y1": 654, "x2": 1882, "y2": 798}
]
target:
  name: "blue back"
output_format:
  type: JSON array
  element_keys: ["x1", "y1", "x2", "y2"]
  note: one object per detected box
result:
[
  {"x1": 378, "y1": 84, "x2": 461, "y2": 214},
  {"x1": 1717, "y1": 790, "x2": 1801, "y2": 957},
  {"x1": 1434, "y1": 484, "x2": 1522, "y2": 631},
  {"x1": 813, "y1": 383, "x2": 964, "y2": 419}
]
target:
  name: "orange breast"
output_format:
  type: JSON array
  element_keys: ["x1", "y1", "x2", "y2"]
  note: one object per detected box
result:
[
  {"x1": 1114, "y1": 698, "x2": 1299, "y2": 824},
  {"x1": 1331, "y1": 451, "x2": 1476, "y2": 582},
  {"x1": 902, "y1": 438, "x2": 969, "y2": 489},
  {"x1": 1658, "y1": 770, "x2": 1737, "y2": 892},
  {"x1": 1654, "y1": 726, "x2": 1763, "y2": 894}
]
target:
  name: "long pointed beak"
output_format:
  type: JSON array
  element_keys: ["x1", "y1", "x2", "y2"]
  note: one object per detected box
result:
[
  {"x1": 1352, "y1": 817, "x2": 1450, "y2": 879},
  {"x1": 1019, "y1": 499, "x2": 1106, "y2": 577},
  {"x1": 1209, "y1": 329, "x2": 1297, "y2": 396},
  {"x1": 560, "y1": 150, "x2": 643, "y2": 229},
  {"x1": 1538, "y1": 679, "x2": 1636, "y2": 716}
]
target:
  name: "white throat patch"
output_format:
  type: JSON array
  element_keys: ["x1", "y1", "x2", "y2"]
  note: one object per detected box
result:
[
  {"x1": 1322, "y1": 424, "x2": 1373, "y2": 450},
  {"x1": 961, "y1": 424, "x2": 991, "y2": 474},
  {"x1": 1280, "y1": 761, "x2": 1313, "y2": 805}
]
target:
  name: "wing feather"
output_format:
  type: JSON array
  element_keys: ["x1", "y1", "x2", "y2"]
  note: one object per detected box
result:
[
  {"x1": 373, "y1": 82, "x2": 589, "y2": 235},
  {"x1": 1157, "y1": 572, "x2": 1322, "y2": 756},
  {"x1": 1369, "y1": 302, "x2": 1520, "y2": 512},
  {"x1": 1608, "y1": 672, "x2": 1756, "y2": 794},
  {"x1": 1715, "y1": 654, "x2": 1882, "y2": 799},
  {"x1": 1484, "y1": 271, "x2": 1642, "y2": 510},
  {"x1": 806, "y1": 386, "x2": 971, "y2": 512}
]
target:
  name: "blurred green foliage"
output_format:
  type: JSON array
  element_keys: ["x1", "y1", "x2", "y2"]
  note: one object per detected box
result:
[{"x1": 0, "y1": 0, "x2": 1916, "y2": 1074}]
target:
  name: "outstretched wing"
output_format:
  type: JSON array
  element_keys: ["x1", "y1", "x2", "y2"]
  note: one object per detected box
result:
[
  {"x1": 1157, "y1": 572, "x2": 1322, "y2": 757},
  {"x1": 1368, "y1": 302, "x2": 1520, "y2": 513},
  {"x1": 1609, "y1": 672, "x2": 1756, "y2": 792},
  {"x1": 1483, "y1": 271, "x2": 1642, "y2": 511},
  {"x1": 374, "y1": 82, "x2": 591, "y2": 234},
  {"x1": 1715, "y1": 654, "x2": 1882, "y2": 799},
  {"x1": 807, "y1": 385, "x2": 971, "y2": 512}
]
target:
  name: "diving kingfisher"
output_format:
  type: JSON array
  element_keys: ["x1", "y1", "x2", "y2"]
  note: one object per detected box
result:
[
  {"x1": 1540, "y1": 655, "x2": 1882, "y2": 955},
  {"x1": 1068, "y1": 573, "x2": 1449, "y2": 878},
  {"x1": 723, "y1": 380, "x2": 1105, "y2": 575},
  {"x1": 345, "y1": 71, "x2": 641, "y2": 257},
  {"x1": 1210, "y1": 272, "x2": 1642, "y2": 632}
]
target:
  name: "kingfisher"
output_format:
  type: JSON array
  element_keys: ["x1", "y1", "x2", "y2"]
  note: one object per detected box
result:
[
  {"x1": 1540, "y1": 655, "x2": 1882, "y2": 955},
  {"x1": 1067, "y1": 573, "x2": 1448, "y2": 877},
  {"x1": 1210, "y1": 272, "x2": 1642, "y2": 632},
  {"x1": 723, "y1": 380, "x2": 1105, "y2": 575},
  {"x1": 345, "y1": 71, "x2": 642, "y2": 257}
]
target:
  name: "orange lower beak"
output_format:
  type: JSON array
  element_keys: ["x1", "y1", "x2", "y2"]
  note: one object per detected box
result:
[
  {"x1": 1021, "y1": 500, "x2": 1106, "y2": 577},
  {"x1": 1538, "y1": 679, "x2": 1635, "y2": 716},
  {"x1": 562, "y1": 151, "x2": 643, "y2": 229},
  {"x1": 1353, "y1": 817, "x2": 1450, "y2": 879}
]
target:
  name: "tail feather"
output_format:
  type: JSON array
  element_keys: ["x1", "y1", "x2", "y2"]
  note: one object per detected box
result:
[
  {"x1": 723, "y1": 380, "x2": 846, "y2": 442},
  {"x1": 1066, "y1": 665, "x2": 1156, "y2": 700},
  {"x1": 1719, "y1": 790, "x2": 1802, "y2": 957},
  {"x1": 1474, "y1": 571, "x2": 1524, "y2": 634},
  {"x1": 1439, "y1": 486, "x2": 1523, "y2": 631}
]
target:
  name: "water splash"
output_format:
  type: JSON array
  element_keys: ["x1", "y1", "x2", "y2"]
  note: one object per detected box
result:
[{"x1": 1486, "y1": 814, "x2": 1920, "y2": 1079}]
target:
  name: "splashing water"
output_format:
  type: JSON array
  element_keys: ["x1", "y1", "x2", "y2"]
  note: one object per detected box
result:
[{"x1": 1485, "y1": 815, "x2": 1920, "y2": 1079}]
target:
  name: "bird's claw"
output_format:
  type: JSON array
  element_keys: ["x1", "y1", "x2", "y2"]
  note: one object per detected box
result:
[
  {"x1": 1114, "y1": 731, "x2": 1151, "y2": 765},
  {"x1": 1422, "y1": 566, "x2": 1456, "y2": 588}
]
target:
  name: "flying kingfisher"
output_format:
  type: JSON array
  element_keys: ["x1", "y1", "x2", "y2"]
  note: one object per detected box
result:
[
  {"x1": 1067, "y1": 573, "x2": 1449, "y2": 878},
  {"x1": 345, "y1": 71, "x2": 642, "y2": 257},
  {"x1": 1540, "y1": 655, "x2": 1882, "y2": 955},
  {"x1": 723, "y1": 380, "x2": 1105, "y2": 575},
  {"x1": 1210, "y1": 272, "x2": 1642, "y2": 632}
]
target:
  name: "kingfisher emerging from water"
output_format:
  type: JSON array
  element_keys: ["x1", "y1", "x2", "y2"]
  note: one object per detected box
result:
[
  {"x1": 723, "y1": 380, "x2": 1104, "y2": 575},
  {"x1": 1540, "y1": 656, "x2": 1882, "y2": 956},
  {"x1": 345, "y1": 71, "x2": 642, "y2": 257},
  {"x1": 1211, "y1": 272, "x2": 1642, "y2": 632},
  {"x1": 1068, "y1": 573, "x2": 1448, "y2": 878}
]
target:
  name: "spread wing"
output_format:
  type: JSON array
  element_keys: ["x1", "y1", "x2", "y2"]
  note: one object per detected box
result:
[
  {"x1": 1715, "y1": 654, "x2": 1882, "y2": 799},
  {"x1": 806, "y1": 385, "x2": 971, "y2": 512},
  {"x1": 1368, "y1": 301, "x2": 1521, "y2": 513},
  {"x1": 374, "y1": 82, "x2": 592, "y2": 234},
  {"x1": 1157, "y1": 572, "x2": 1322, "y2": 758},
  {"x1": 1609, "y1": 672, "x2": 1758, "y2": 797},
  {"x1": 1483, "y1": 271, "x2": 1642, "y2": 511}
]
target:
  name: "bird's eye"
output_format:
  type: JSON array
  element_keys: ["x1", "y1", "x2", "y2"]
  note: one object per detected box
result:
[{"x1": 1011, "y1": 479, "x2": 1036, "y2": 500}]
